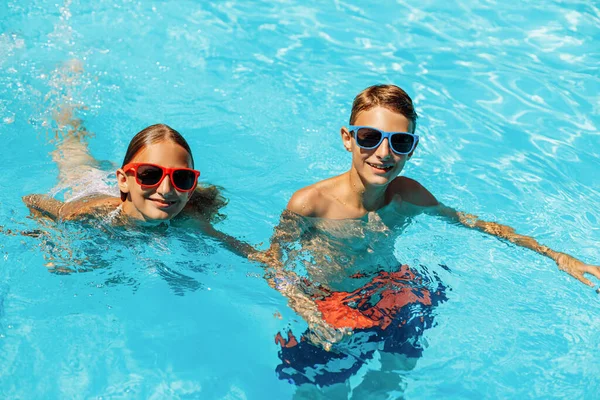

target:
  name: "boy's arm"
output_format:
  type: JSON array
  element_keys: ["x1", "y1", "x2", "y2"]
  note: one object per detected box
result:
[
  {"x1": 395, "y1": 177, "x2": 600, "y2": 288},
  {"x1": 250, "y1": 208, "x2": 349, "y2": 350},
  {"x1": 251, "y1": 187, "x2": 321, "y2": 265},
  {"x1": 429, "y1": 203, "x2": 600, "y2": 288},
  {"x1": 262, "y1": 267, "x2": 350, "y2": 350},
  {"x1": 184, "y1": 196, "x2": 345, "y2": 347}
]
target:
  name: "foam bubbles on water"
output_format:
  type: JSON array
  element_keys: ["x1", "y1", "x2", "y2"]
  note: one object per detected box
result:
[
  {"x1": 558, "y1": 53, "x2": 586, "y2": 64},
  {"x1": 525, "y1": 26, "x2": 584, "y2": 52},
  {"x1": 564, "y1": 11, "x2": 581, "y2": 31}
]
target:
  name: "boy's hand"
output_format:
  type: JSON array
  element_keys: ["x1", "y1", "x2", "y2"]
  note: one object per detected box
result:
[
  {"x1": 305, "y1": 319, "x2": 352, "y2": 351},
  {"x1": 555, "y1": 253, "x2": 600, "y2": 288},
  {"x1": 249, "y1": 248, "x2": 282, "y2": 268}
]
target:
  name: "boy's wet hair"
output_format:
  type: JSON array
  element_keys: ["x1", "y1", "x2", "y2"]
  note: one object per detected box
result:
[
  {"x1": 119, "y1": 124, "x2": 227, "y2": 222},
  {"x1": 349, "y1": 84, "x2": 418, "y2": 133}
]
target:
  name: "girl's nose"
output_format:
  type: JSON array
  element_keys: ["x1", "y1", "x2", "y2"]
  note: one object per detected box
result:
[{"x1": 157, "y1": 173, "x2": 176, "y2": 195}]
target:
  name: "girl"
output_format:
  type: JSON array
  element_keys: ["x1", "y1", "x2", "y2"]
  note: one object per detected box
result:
[
  {"x1": 15, "y1": 60, "x2": 252, "y2": 269},
  {"x1": 23, "y1": 121, "x2": 253, "y2": 257},
  {"x1": 26, "y1": 124, "x2": 219, "y2": 223}
]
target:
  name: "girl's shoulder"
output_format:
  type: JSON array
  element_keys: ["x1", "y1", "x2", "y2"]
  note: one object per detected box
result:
[
  {"x1": 60, "y1": 195, "x2": 121, "y2": 220},
  {"x1": 183, "y1": 184, "x2": 228, "y2": 222}
]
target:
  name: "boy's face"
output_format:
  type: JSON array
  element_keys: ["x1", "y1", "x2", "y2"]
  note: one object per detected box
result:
[{"x1": 341, "y1": 106, "x2": 416, "y2": 187}]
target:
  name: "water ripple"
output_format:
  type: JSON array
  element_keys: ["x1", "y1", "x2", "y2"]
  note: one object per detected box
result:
[{"x1": 1, "y1": 0, "x2": 599, "y2": 398}]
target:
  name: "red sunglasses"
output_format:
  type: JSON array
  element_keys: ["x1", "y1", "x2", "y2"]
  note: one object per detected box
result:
[{"x1": 122, "y1": 163, "x2": 200, "y2": 192}]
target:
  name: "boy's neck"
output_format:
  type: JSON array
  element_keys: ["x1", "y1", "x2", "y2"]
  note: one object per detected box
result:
[{"x1": 345, "y1": 169, "x2": 388, "y2": 212}]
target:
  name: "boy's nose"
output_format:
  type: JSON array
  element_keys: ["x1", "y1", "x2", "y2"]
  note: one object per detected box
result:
[{"x1": 375, "y1": 138, "x2": 391, "y2": 158}]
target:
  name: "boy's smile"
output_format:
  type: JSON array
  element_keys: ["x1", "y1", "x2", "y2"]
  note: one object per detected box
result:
[{"x1": 366, "y1": 161, "x2": 394, "y2": 173}]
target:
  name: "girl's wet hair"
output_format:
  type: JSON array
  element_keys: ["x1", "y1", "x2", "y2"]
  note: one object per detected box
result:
[
  {"x1": 349, "y1": 84, "x2": 418, "y2": 133},
  {"x1": 119, "y1": 124, "x2": 227, "y2": 221},
  {"x1": 121, "y1": 124, "x2": 194, "y2": 168},
  {"x1": 120, "y1": 124, "x2": 192, "y2": 202}
]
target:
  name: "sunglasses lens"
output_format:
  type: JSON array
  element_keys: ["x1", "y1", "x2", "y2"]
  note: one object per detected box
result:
[
  {"x1": 172, "y1": 169, "x2": 197, "y2": 191},
  {"x1": 356, "y1": 128, "x2": 382, "y2": 148},
  {"x1": 391, "y1": 133, "x2": 415, "y2": 154},
  {"x1": 136, "y1": 165, "x2": 164, "y2": 186}
]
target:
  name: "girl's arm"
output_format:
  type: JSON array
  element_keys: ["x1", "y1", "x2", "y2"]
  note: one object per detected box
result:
[
  {"x1": 182, "y1": 206, "x2": 347, "y2": 348},
  {"x1": 23, "y1": 194, "x2": 120, "y2": 221},
  {"x1": 193, "y1": 218, "x2": 258, "y2": 259},
  {"x1": 430, "y1": 203, "x2": 600, "y2": 288},
  {"x1": 22, "y1": 195, "x2": 64, "y2": 221}
]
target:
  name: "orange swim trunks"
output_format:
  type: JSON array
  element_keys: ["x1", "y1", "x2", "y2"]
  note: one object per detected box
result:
[{"x1": 274, "y1": 264, "x2": 448, "y2": 386}]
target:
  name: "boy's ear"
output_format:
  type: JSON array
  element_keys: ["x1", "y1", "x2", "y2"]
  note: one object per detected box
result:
[
  {"x1": 116, "y1": 169, "x2": 130, "y2": 194},
  {"x1": 341, "y1": 127, "x2": 353, "y2": 152}
]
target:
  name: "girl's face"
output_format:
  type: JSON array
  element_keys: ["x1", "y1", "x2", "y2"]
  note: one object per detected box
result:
[
  {"x1": 342, "y1": 106, "x2": 416, "y2": 187},
  {"x1": 117, "y1": 141, "x2": 194, "y2": 222}
]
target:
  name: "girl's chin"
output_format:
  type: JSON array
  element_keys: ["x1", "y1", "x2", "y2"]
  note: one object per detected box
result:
[
  {"x1": 123, "y1": 202, "x2": 181, "y2": 223},
  {"x1": 143, "y1": 209, "x2": 180, "y2": 222}
]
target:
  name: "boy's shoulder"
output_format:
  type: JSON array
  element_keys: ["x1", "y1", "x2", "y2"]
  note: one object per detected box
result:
[
  {"x1": 388, "y1": 176, "x2": 438, "y2": 207},
  {"x1": 287, "y1": 176, "x2": 341, "y2": 217}
]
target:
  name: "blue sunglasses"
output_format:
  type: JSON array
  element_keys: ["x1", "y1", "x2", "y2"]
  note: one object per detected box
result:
[{"x1": 349, "y1": 126, "x2": 419, "y2": 155}]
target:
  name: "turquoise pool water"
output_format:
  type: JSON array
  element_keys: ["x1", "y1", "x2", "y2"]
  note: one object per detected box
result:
[{"x1": 1, "y1": 0, "x2": 599, "y2": 398}]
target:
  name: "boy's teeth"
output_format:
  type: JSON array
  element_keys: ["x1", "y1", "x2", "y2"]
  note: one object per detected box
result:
[{"x1": 368, "y1": 162, "x2": 391, "y2": 170}]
